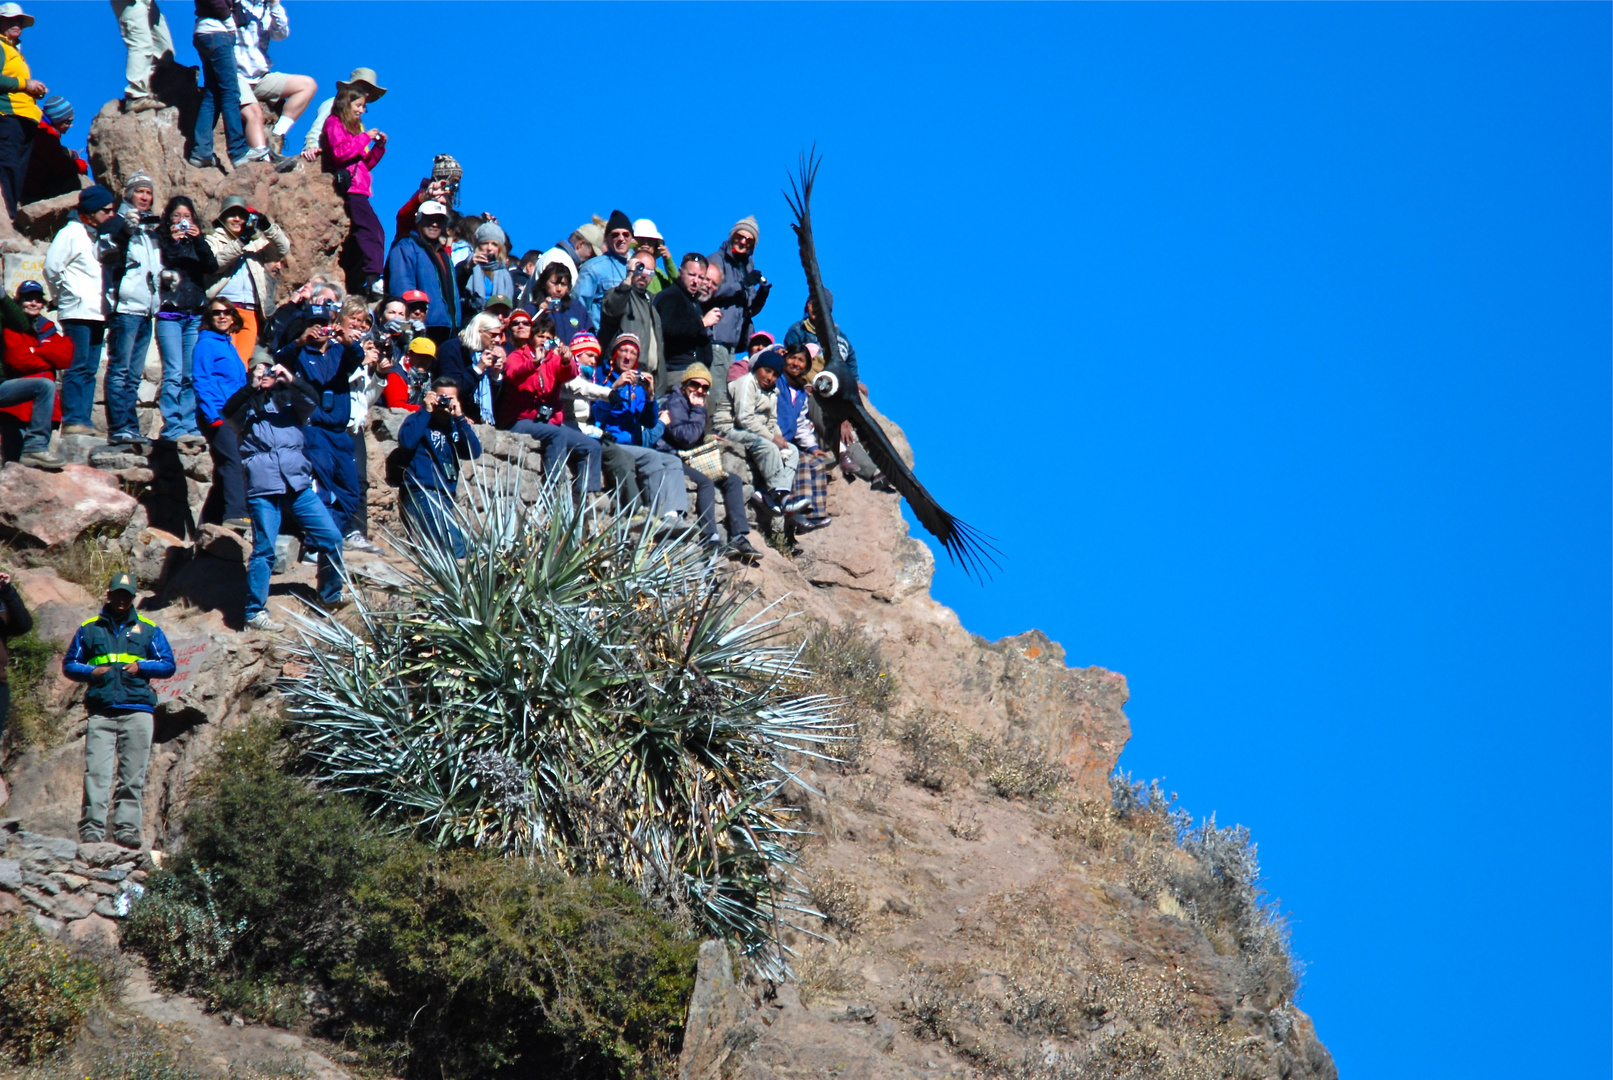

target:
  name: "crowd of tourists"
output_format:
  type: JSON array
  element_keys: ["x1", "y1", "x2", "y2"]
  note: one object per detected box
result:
[{"x1": 0, "y1": 1, "x2": 894, "y2": 640}]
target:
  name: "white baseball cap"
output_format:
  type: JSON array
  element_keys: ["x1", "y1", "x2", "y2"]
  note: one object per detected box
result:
[
  {"x1": 0, "y1": 3, "x2": 35, "y2": 26},
  {"x1": 416, "y1": 200, "x2": 448, "y2": 219}
]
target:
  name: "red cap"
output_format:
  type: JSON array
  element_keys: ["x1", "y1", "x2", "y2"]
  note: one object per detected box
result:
[{"x1": 401, "y1": 290, "x2": 429, "y2": 305}]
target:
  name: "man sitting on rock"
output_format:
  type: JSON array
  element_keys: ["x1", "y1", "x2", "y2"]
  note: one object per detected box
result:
[
  {"x1": 396, "y1": 376, "x2": 480, "y2": 559},
  {"x1": 0, "y1": 278, "x2": 68, "y2": 469},
  {"x1": 721, "y1": 349, "x2": 811, "y2": 519},
  {"x1": 62, "y1": 572, "x2": 175, "y2": 849}
]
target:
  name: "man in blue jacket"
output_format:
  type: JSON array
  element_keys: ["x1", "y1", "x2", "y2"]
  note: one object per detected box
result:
[
  {"x1": 275, "y1": 301, "x2": 370, "y2": 552},
  {"x1": 63, "y1": 572, "x2": 175, "y2": 848},
  {"x1": 397, "y1": 376, "x2": 481, "y2": 558},
  {"x1": 574, "y1": 209, "x2": 632, "y2": 326},
  {"x1": 385, "y1": 200, "x2": 457, "y2": 340},
  {"x1": 224, "y1": 358, "x2": 347, "y2": 633}
]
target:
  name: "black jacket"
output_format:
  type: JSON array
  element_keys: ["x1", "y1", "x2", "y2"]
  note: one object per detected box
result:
[
  {"x1": 0, "y1": 582, "x2": 33, "y2": 686},
  {"x1": 159, "y1": 230, "x2": 220, "y2": 314},
  {"x1": 653, "y1": 281, "x2": 711, "y2": 372}
]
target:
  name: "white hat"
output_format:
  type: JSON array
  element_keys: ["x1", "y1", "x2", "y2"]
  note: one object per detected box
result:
[
  {"x1": 631, "y1": 218, "x2": 662, "y2": 242},
  {"x1": 416, "y1": 200, "x2": 448, "y2": 219},
  {"x1": 536, "y1": 246, "x2": 577, "y2": 284},
  {"x1": 0, "y1": 3, "x2": 35, "y2": 27}
]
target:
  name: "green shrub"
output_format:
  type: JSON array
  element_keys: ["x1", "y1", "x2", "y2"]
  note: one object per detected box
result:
[
  {"x1": 3, "y1": 631, "x2": 61, "y2": 750},
  {"x1": 0, "y1": 918, "x2": 104, "y2": 1064},
  {"x1": 330, "y1": 847, "x2": 697, "y2": 1080}
]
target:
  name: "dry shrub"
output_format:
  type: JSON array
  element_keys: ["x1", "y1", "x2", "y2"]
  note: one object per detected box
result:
[
  {"x1": 5, "y1": 537, "x2": 131, "y2": 596},
  {"x1": 794, "y1": 621, "x2": 896, "y2": 771},
  {"x1": 0, "y1": 918, "x2": 105, "y2": 1065},
  {"x1": 985, "y1": 740, "x2": 1066, "y2": 801},
  {"x1": 897, "y1": 710, "x2": 983, "y2": 793},
  {"x1": 946, "y1": 807, "x2": 983, "y2": 841},
  {"x1": 809, "y1": 868, "x2": 866, "y2": 939}
]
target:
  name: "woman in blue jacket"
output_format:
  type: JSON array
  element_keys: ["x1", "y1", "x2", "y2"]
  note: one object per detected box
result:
[{"x1": 191, "y1": 299, "x2": 250, "y2": 529}]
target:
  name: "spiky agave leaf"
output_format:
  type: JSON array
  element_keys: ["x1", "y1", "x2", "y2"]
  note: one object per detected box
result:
[{"x1": 282, "y1": 462, "x2": 849, "y2": 974}]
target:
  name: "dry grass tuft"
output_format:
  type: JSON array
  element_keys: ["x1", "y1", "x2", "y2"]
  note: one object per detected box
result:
[{"x1": 809, "y1": 868, "x2": 866, "y2": 939}]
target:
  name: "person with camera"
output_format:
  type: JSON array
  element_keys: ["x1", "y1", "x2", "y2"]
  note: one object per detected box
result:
[
  {"x1": 319, "y1": 85, "x2": 387, "y2": 300},
  {"x1": 592, "y1": 333, "x2": 687, "y2": 527},
  {"x1": 396, "y1": 376, "x2": 480, "y2": 558},
  {"x1": 223, "y1": 357, "x2": 346, "y2": 633},
  {"x1": 191, "y1": 299, "x2": 251, "y2": 529},
  {"x1": 656, "y1": 363, "x2": 757, "y2": 563},
  {"x1": 152, "y1": 194, "x2": 217, "y2": 448},
  {"x1": 99, "y1": 172, "x2": 165, "y2": 446},
  {"x1": 457, "y1": 220, "x2": 514, "y2": 325},
  {"x1": 706, "y1": 216, "x2": 770, "y2": 392},
  {"x1": 575, "y1": 209, "x2": 634, "y2": 326},
  {"x1": 432, "y1": 311, "x2": 504, "y2": 426},
  {"x1": 0, "y1": 279, "x2": 69, "y2": 469},
  {"x1": 599, "y1": 248, "x2": 664, "y2": 385},
  {"x1": 264, "y1": 275, "x2": 339, "y2": 352},
  {"x1": 386, "y1": 198, "x2": 457, "y2": 341},
  {"x1": 274, "y1": 298, "x2": 370, "y2": 554},
  {"x1": 47, "y1": 185, "x2": 119, "y2": 438},
  {"x1": 63, "y1": 571, "x2": 175, "y2": 848},
  {"x1": 206, "y1": 195, "x2": 290, "y2": 360}
]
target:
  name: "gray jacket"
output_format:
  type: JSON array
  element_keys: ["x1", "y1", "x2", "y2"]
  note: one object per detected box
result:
[
  {"x1": 111, "y1": 204, "x2": 165, "y2": 317},
  {"x1": 224, "y1": 376, "x2": 316, "y2": 498}
]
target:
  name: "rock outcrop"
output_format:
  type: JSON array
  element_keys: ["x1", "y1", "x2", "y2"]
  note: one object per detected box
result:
[{"x1": 0, "y1": 462, "x2": 139, "y2": 547}]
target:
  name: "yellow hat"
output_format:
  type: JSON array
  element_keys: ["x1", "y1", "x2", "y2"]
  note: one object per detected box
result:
[{"x1": 408, "y1": 336, "x2": 436, "y2": 356}]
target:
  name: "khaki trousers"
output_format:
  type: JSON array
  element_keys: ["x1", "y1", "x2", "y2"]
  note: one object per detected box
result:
[
  {"x1": 111, "y1": 0, "x2": 175, "y2": 100},
  {"x1": 80, "y1": 709, "x2": 154, "y2": 846}
]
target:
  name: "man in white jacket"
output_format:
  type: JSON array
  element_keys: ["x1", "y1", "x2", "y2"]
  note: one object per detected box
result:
[{"x1": 43, "y1": 184, "x2": 117, "y2": 436}]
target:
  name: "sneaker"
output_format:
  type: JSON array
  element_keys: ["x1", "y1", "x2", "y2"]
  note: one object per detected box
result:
[
  {"x1": 18, "y1": 450, "x2": 64, "y2": 470},
  {"x1": 366, "y1": 280, "x2": 386, "y2": 302},
  {"x1": 725, "y1": 535, "x2": 761, "y2": 563},
  {"x1": 344, "y1": 531, "x2": 381, "y2": 554},
  {"x1": 749, "y1": 489, "x2": 782, "y2": 514},
  {"x1": 108, "y1": 430, "x2": 149, "y2": 447},
  {"x1": 779, "y1": 492, "x2": 813, "y2": 515},
  {"x1": 223, "y1": 517, "x2": 252, "y2": 533},
  {"x1": 60, "y1": 423, "x2": 97, "y2": 436},
  {"x1": 186, "y1": 153, "x2": 216, "y2": 168},
  {"x1": 301, "y1": 547, "x2": 319, "y2": 565},
  {"x1": 273, "y1": 153, "x2": 302, "y2": 174},
  {"x1": 232, "y1": 146, "x2": 271, "y2": 166},
  {"x1": 245, "y1": 611, "x2": 285, "y2": 633}
]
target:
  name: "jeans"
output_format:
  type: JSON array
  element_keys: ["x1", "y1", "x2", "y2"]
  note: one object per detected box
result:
[
  {"x1": 684, "y1": 462, "x2": 749, "y2": 542},
  {"x1": 201, "y1": 417, "x2": 247, "y2": 522},
  {"x1": 0, "y1": 378, "x2": 56, "y2": 453},
  {"x1": 350, "y1": 427, "x2": 369, "y2": 536},
  {"x1": 725, "y1": 429, "x2": 798, "y2": 492},
  {"x1": 302, "y1": 425, "x2": 359, "y2": 536},
  {"x1": 401, "y1": 483, "x2": 465, "y2": 559},
  {"x1": 60, "y1": 320, "x2": 107, "y2": 429},
  {"x1": 510, "y1": 420, "x2": 602, "y2": 499},
  {"x1": 106, "y1": 312, "x2": 153, "y2": 437},
  {"x1": 154, "y1": 313, "x2": 200, "y2": 438},
  {"x1": 246, "y1": 485, "x2": 344, "y2": 620},
  {"x1": 191, "y1": 30, "x2": 248, "y2": 163},
  {"x1": 80, "y1": 709, "x2": 153, "y2": 845},
  {"x1": 0, "y1": 115, "x2": 36, "y2": 222}
]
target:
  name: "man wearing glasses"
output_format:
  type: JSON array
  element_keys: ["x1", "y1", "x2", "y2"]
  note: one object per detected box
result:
[
  {"x1": 657, "y1": 364, "x2": 758, "y2": 563},
  {"x1": 575, "y1": 208, "x2": 633, "y2": 326}
]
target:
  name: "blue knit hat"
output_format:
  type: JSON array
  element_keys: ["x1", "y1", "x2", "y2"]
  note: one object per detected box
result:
[
  {"x1": 77, "y1": 185, "x2": 115, "y2": 213},
  {"x1": 40, "y1": 95, "x2": 71, "y2": 129},
  {"x1": 751, "y1": 347, "x2": 785, "y2": 375}
]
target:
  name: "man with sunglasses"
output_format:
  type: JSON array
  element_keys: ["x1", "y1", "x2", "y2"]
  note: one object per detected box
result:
[
  {"x1": 0, "y1": 279, "x2": 68, "y2": 469},
  {"x1": 223, "y1": 357, "x2": 345, "y2": 633},
  {"x1": 385, "y1": 199, "x2": 457, "y2": 340},
  {"x1": 574, "y1": 209, "x2": 633, "y2": 326},
  {"x1": 657, "y1": 364, "x2": 757, "y2": 563}
]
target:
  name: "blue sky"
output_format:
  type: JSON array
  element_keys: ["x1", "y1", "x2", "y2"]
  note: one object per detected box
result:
[{"x1": 20, "y1": 3, "x2": 1611, "y2": 1076}]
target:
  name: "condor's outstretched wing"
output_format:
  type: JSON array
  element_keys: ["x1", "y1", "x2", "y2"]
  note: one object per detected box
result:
[{"x1": 787, "y1": 151, "x2": 1001, "y2": 581}]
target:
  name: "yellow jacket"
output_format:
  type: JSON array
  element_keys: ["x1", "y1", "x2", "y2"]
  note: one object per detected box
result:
[{"x1": 0, "y1": 41, "x2": 41, "y2": 122}]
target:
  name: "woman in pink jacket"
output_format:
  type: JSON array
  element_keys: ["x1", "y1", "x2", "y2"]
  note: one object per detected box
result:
[{"x1": 320, "y1": 86, "x2": 388, "y2": 300}]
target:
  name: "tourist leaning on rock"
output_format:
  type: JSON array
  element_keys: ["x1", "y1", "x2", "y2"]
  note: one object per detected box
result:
[
  {"x1": 0, "y1": 1, "x2": 46, "y2": 225},
  {"x1": 0, "y1": 569, "x2": 34, "y2": 742},
  {"x1": 45, "y1": 185, "x2": 119, "y2": 437},
  {"x1": 0, "y1": 278, "x2": 69, "y2": 469},
  {"x1": 63, "y1": 572, "x2": 175, "y2": 849},
  {"x1": 224, "y1": 357, "x2": 346, "y2": 633}
]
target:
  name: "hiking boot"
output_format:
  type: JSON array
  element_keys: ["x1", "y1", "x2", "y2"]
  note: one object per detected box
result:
[
  {"x1": 245, "y1": 611, "x2": 285, "y2": 633},
  {"x1": 779, "y1": 492, "x2": 812, "y2": 515},
  {"x1": 725, "y1": 536, "x2": 761, "y2": 563},
  {"x1": 344, "y1": 531, "x2": 381, "y2": 554},
  {"x1": 19, "y1": 450, "x2": 64, "y2": 470},
  {"x1": 60, "y1": 423, "x2": 97, "y2": 436}
]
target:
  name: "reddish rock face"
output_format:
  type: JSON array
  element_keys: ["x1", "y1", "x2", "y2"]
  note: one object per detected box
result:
[{"x1": 0, "y1": 463, "x2": 139, "y2": 547}]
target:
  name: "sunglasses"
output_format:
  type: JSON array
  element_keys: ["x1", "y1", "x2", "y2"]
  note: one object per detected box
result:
[
  {"x1": 685, "y1": 381, "x2": 710, "y2": 392},
  {"x1": 208, "y1": 308, "x2": 234, "y2": 317}
]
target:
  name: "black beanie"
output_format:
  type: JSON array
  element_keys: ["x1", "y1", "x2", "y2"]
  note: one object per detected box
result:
[{"x1": 605, "y1": 209, "x2": 632, "y2": 235}]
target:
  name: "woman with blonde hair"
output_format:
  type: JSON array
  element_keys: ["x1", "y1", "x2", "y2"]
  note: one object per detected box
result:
[{"x1": 320, "y1": 85, "x2": 388, "y2": 300}]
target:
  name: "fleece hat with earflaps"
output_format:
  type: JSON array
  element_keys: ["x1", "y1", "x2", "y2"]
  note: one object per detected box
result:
[{"x1": 731, "y1": 215, "x2": 759, "y2": 245}]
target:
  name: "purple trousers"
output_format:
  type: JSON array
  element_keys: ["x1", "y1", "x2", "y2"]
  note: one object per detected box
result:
[{"x1": 342, "y1": 193, "x2": 386, "y2": 292}]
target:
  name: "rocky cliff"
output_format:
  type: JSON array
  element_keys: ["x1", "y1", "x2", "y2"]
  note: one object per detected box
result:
[{"x1": 0, "y1": 104, "x2": 1334, "y2": 1080}]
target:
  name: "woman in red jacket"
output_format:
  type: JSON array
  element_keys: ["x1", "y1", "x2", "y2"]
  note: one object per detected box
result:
[
  {"x1": 495, "y1": 310, "x2": 578, "y2": 430},
  {"x1": 0, "y1": 279, "x2": 72, "y2": 465}
]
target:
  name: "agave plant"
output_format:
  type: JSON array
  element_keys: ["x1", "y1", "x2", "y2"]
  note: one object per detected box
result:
[{"x1": 281, "y1": 462, "x2": 847, "y2": 973}]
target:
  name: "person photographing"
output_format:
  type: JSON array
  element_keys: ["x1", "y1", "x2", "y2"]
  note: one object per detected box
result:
[{"x1": 396, "y1": 376, "x2": 480, "y2": 558}]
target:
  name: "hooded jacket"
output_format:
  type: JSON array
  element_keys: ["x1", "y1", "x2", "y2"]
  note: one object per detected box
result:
[
  {"x1": 63, "y1": 606, "x2": 176, "y2": 715},
  {"x1": 44, "y1": 219, "x2": 116, "y2": 323},
  {"x1": 708, "y1": 239, "x2": 765, "y2": 350},
  {"x1": 574, "y1": 250, "x2": 627, "y2": 325},
  {"x1": 223, "y1": 374, "x2": 319, "y2": 498},
  {"x1": 0, "y1": 296, "x2": 73, "y2": 423},
  {"x1": 193, "y1": 327, "x2": 246, "y2": 426},
  {"x1": 206, "y1": 218, "x2": 292, "y2": 320},
  {"x1": 107, "y1": 205, "x2": 166, "y2": 317},
  {"x1": 387, "y1": 232, "x2": 458, "y2": 330}
]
